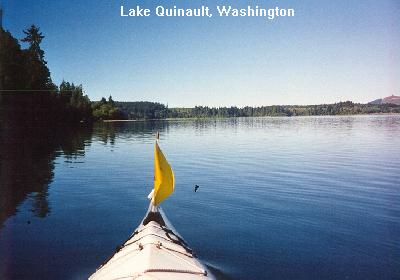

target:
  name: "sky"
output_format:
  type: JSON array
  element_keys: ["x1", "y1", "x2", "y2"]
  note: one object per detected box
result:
[{"x1": 2, "y1": 0, "x2": 399, "y2": 107}]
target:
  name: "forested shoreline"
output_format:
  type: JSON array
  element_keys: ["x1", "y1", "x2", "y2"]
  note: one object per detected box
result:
[
  {"x1": 1, "y1": 25, "x2": 399, "y2": 126},
  {"x1": 0, "y1": 26, "x2": 123, "y2": 125},
  {"x1": 116, "y1": 101, "x2": 400, "y2": 120}
]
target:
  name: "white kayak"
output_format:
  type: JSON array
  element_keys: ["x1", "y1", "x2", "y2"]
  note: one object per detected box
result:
[{"x1": 89, "y1": 204, "x2": 213, "y2": 280}]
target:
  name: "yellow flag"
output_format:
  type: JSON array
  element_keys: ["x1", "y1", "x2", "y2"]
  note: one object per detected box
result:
[{"x1": 152, "y1": 142, "x2": 175, "y2": 206}]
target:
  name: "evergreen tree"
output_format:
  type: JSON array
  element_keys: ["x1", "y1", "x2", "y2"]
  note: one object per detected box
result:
[
  {"x1": 21, "y1": 25, "x2": 54, "y2": 90},
  {"x1": 108, "y1": 95, "x2": 115, "y2": 106},
  {"x1": 21, "y1": 25, "x2": 45, "y2": 62},
  {"x1": 92, "y1": 96, "x2": 126, "y2": 120},
  {"x1": 1, "y1": 26, "x2": 94, "y2": 125},
  {"x1": 0, "y1": 27, "x2": 29, "y2": 89},
  {"x1": 57, "y1": 81, "x2": 92, "y2": 122}
]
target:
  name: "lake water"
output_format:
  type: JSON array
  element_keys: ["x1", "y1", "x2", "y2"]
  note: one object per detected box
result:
[{"x1": 0, "y1": 115, "x2": 399, "y2": 279}]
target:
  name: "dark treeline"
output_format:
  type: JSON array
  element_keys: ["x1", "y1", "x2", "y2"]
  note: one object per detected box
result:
[
  {"x1": 0, "y1": 26, "x2": 118, "y2": 125},
  {"x1": 169, "y1": 102, "x2": 400, "y2": 118},
  {"x1": 116, "y1": 101, "x2": 168, "y2": 120},
  {"x1": 0, "y1": 26, "x2": 93, "y2": 125},
  {"x1": 115, "y1": 101, "x2": 400, "y2": 119}
]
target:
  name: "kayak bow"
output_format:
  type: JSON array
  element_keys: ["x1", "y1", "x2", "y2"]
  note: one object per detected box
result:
[{"x1": 89, "y1": 204, "x2": 213, "y2": 280}]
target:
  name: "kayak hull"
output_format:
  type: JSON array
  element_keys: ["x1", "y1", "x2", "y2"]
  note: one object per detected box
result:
[{"x1": 89, "y1": 204, "x2": 213, "y2": 280}]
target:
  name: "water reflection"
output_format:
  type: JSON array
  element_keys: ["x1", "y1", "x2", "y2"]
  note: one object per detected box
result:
[
  {"x1": 92, "y1": 121, "x2": 170, "y2": 144},
  {"x1": 2, "y1": 116, "x2": 398, "y2": 229},
  {"x1": 0, "y1": 116, "x2": 399, "y2": 280},
  {"x1": 0, "y1": 120, "x2": 172, "y2": 228},
  {"x1": 0, "y1": 125, "x2": 92, "y2": 227}
]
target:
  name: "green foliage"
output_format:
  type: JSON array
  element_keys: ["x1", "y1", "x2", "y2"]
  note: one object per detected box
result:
[
  {"x1": 0, "y1": 26, "x2": 91, "y2": 125},
  {"x1": 56, "y1": 81, "x2": 92, "y2": 123},
  {"x1": 113, "y1": 101, "x2": 400, "y2": 120},
  {"x1": 92, "y1": 96, "x2": 126, "y2": 120},
  {"x1": 116, "y1": 101, "x2": 168, "y2": 119},
  {"x1": 167, "y1": 102, "x2": 400, "y2": 118}
]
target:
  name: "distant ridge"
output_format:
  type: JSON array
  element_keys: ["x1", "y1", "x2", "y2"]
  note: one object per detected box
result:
[{"x1": 369, "y1": 95, "x2": 400, "y2": 105}]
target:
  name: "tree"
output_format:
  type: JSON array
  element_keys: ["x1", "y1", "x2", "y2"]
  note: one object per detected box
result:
[
  {"x1": 1, "y1": 25, "x2": 95, "y2": 125},
  {"x1": 21, "y1": 25, "x2": 54, "y2": 90},
  {"x1": 108, "y1": 95, "x2": 115, "y2": 106},
  {"x1": 92, "y1": 97, "x2": 126, "y2": 120},
  {"x1": 57, "y1": 81, "x2": 92, "y2": 122},
  {"x1": 0, "y1": 28, "x2": 29, "y2": 89},
  {"x1": 21, "y1": 25, "x2": 45, "y2": 62}
]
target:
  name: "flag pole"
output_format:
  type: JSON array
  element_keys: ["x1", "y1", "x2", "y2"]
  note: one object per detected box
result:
[{"x1": 150, "y1": 131, "x2": 160, "y2": 210}]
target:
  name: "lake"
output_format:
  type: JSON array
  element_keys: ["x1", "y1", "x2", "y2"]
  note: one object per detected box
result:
[{"x1": 0, "y1": 115, "x2": 399, "y2": 279}]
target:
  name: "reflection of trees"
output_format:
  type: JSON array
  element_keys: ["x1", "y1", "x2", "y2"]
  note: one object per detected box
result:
[
  {"x1": 92, "y1": 121, "x2": 169, "y2": 144},
  {"x1": 0, "y1": 119, "x2": 171, "y2": 228},
  {"x1": 0, "y1": 123, "x2": 92, "y2": 227}
]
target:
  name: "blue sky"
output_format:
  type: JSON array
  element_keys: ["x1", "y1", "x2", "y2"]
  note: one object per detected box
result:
[{"x1": 2, "y1": 0, "x2": 399, "y2": 106}]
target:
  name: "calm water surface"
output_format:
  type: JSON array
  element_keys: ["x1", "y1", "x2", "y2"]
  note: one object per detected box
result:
[{"x1": 0, "y1": 116, "x2": 399, "y2": 279}]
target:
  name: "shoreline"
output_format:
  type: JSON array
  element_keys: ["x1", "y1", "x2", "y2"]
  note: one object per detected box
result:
[{"x1": 102, "y1": 113, "x2": 400, "y2": 122}]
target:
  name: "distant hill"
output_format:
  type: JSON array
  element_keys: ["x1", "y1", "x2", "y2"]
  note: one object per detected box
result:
[{"x1": 369, "y1": 95, "x2": 400, "y2": 105}]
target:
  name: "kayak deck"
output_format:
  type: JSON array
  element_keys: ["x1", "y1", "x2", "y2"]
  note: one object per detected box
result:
[{"x1": 89, "y1": 205, "x2": 212, "y2": 280}]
